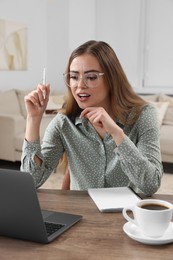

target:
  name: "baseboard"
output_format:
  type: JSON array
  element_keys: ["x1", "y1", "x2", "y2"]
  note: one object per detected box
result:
[
  {"x1": 163, "y1": 162, "x2": 173, "y2": 173},
  {"x1": 0, "y1": 160, "x2": 21, "y2": 170}
]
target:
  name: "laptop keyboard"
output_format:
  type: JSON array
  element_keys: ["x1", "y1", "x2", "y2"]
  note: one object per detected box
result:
[{"x1": 44, "y1": 222, "x2": 65, "y2": 236}]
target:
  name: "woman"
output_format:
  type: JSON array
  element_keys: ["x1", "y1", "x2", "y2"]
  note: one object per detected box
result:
[{"x1": 21, "y1": 40, "x2": 163, "y2": 196}]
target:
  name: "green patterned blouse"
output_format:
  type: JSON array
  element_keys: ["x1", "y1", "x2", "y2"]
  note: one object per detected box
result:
[{"x1": 21, "y1": 103, "x2": 163, "y2": 196}]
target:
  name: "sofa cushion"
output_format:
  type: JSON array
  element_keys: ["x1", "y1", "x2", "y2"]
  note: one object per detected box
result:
[
  {"x1": 158, "y1": 94, "x2": 173, "y2": 125},
  {"x1": 14, "y1": 132, "x2": 25, "y2": 152},
  {"x1": 139, "y1": 94, "x2": 169, "y2": 124},
  {"x1": 0, "y1": 89, "x2": 21, "y2": 115},
  {"x1": 40, "y1": 114, "x2": 55, "y2": 139},
  {"x1": 46, "y1": 95, "x2": 65, "y2": 112},
  {"x1": 14, "y1": 114, "x2": 55, "y2": 152},
  {"x1": 150, "y1": 101, "x2": 169, "y2": 125},
  {"x1": 160, "y1": 125, "x2": 173, "y2": 155},
  {"x1": 15, "y1": 89, "x2": 31, "y2": 118}
]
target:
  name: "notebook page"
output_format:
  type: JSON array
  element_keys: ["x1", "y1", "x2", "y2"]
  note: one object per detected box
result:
[{"x1": 88, "y1": 187, "x2": 141, "y2": 212}]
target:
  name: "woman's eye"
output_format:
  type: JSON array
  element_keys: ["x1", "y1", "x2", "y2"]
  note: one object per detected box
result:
[
  {"x1": 70, "y1": 75, "x2": 78, "y2": 80},
  {"x1": 87, "y1": 74, "x2": 97, "y2": 81}
]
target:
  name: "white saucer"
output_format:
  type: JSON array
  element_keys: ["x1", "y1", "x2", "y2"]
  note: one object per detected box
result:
[{"x1": 123, "y1": 221, "x2": 173, "y2": 245}]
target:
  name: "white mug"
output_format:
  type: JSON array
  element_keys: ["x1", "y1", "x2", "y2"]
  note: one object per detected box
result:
[{"x1": 122, "y1": 199, "x2": 173, "y2": 237}]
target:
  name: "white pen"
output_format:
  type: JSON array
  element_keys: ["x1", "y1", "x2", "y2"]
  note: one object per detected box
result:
[
  {"x1": 42, "y1": 68, "x2": 46, "y2": 99},
  {"x1": 42, "y1": 67, "x2": 46, "y2": 85}
]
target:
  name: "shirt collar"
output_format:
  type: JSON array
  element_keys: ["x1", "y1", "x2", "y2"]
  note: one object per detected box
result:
[{"x1": 75, "y1": 116, "x2": 83, "y2": 125}]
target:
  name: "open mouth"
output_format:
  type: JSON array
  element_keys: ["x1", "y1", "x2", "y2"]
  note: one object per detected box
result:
[{"x1": 77, "y1": 93, "x2": 90, "y2": 100}]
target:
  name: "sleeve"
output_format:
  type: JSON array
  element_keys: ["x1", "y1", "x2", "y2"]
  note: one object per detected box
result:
[
  {"x1": 116, "y1": 104, "x2": 163, "y2": 196},
  {"x1": 20, "y1": 115, "x2": 64, "y2": 188}
]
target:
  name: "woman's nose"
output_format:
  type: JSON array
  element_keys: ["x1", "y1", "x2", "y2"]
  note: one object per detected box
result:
[{"x1": 77, "y1": 77, "x2": 87, "y2": 88}]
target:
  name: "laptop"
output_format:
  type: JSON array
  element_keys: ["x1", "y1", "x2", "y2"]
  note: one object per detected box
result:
[{"x1": 0, "y1": 168, "x2": 82, "y2": 243}]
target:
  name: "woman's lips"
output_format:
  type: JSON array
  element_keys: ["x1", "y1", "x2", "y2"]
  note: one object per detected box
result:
[{"x1": 77, "y1": 93, "x2": 90, "y2": 101}]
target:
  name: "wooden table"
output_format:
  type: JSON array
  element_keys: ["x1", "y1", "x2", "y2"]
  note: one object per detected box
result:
[{"x1": 1, "y1": 190, "x2": 173, "y2": 260}]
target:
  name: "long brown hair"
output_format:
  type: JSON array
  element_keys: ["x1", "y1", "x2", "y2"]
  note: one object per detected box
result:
[{"x1": 62, "y1": 40, "x2": 147, "y2": 125}]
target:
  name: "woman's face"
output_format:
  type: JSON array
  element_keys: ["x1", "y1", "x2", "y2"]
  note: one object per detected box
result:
[{"x1": 69, "y1": 54, "x2": 110, "y2": 111}]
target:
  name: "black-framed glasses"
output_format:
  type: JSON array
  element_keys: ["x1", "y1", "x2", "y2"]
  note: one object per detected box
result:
[{"x1": 63, "y1": 72, "x2": 104, "y2": 88}]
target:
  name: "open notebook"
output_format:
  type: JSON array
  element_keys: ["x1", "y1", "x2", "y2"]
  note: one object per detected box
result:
[{"x1": 88, "y1": 187, "x2": 142, "y2": 212}]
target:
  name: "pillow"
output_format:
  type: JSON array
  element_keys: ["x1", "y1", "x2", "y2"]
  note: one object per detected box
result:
[
  {"x1": 150, "y1": 101, "x2": 169, "y2": 125},
  {"x1": 15, "y1": 89, "x2": 31, "y2": 118},
  {"x1": 0, "y1": 89, "x2": 21, "y2": 115},
  {"x1": 158, "y1": 93, "x2": 173, "y2": 104},
  {"x1": 158, "y1": 94, "x2": 173, "y2": 125},
  {"x1": 51, "y1": 94, "x2": 65, "y2": 105},
  {"x1": 46, "y1": 95, "x2": 65, "y2": 112}
]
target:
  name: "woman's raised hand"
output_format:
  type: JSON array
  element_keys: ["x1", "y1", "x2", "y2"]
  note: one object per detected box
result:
[{"x1": 24, "y1": 84, "x2": 50, "y2": 118}]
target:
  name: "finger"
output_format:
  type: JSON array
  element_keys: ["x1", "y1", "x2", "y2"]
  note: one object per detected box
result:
[
  {"x1": 37, "y1": 84, "x2": 50, "y2": 106},
  {"x1": 80, "y1": 107, "x2": 96, "y2": 118},
  {"x1": 80, "y1": 108, "x2": 89, "y2": 118},
  {"x1": 40, "y1": 84, "x2": 50, "y2": 100},
  {"x1": 45, "y1": 84, "x2": 50, "y2": 99},
  {"x1": 25, "y1": 93, "x2": 39, "y2": 107},
  {"x1": 89, "y1": 114, "x2": 102, "y2": 125},
  {"x1": 37, "y1": 84, "x2": 46, "y2": 100}
]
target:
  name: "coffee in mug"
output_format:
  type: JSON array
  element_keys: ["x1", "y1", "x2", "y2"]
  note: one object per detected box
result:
[
  {"x1": 122, "y1": 199, "x2": 173, "y2": 237},
  {"x1": 140, "y1": 203, "x2": 169, "y2": 211}
]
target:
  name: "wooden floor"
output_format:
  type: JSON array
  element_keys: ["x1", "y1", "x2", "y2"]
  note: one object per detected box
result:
[{"x1": 0, "y1": 160, "x2": 173, "y2": 194}]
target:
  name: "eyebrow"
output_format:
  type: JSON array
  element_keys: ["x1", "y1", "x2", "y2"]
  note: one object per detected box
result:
[{"x1": 70, "y1": 70, "x2": 101, "y2": 74}]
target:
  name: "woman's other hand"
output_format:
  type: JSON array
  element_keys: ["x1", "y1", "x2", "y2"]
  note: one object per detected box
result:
[{"x1": 80, "y1": 107, "x2": 124, "y2": 145}]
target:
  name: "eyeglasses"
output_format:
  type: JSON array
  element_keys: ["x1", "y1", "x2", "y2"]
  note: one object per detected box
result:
[{"x1": 63, "y1": 72, "x2": 104, "y2": 88}]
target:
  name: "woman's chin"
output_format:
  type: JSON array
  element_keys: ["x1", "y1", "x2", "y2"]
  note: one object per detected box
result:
[{"x1": 77, "y1": 101, "x2": 90, "y2": 110}]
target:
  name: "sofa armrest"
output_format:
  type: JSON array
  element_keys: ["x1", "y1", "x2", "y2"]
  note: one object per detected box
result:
[
  {"x1": 0, "y1": 114, "x2": 25, "y2": 161},
  {"x1": 0, "y1": 113, "x2": 25, "y2": 134}
]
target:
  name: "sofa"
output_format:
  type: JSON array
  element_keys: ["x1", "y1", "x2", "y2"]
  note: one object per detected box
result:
[
  {"x1": 0, "y1": 89, "x2": 65, "y2": 162},
  {"x1": 0, "y1": 89, "x2": 173, "y2": 163},
  {"x1": 139, "y1": 93, "x2": 173, "y2": 163}
]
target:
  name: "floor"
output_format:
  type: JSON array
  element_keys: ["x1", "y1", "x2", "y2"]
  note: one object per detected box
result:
[{"x1": 0, "y1": 160, "x2": 173, "y2": 194}]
